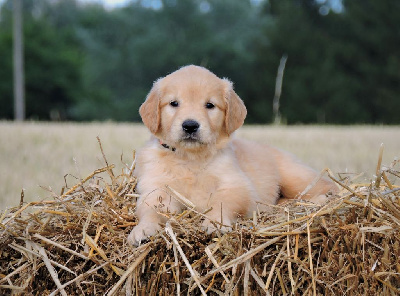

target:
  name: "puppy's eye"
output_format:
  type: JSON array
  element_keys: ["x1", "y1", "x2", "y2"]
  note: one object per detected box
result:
[
  {"x1": 205, "y1": 102, "x2": 215, "y2": 109},
  {"x1": 170, "y1": 100, "x2": 179, "y2": 107}
]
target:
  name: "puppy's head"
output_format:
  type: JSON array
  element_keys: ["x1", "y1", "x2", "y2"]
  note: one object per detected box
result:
[{"x1": 140, "y1": 65, "x2": 247, "y2": 151}]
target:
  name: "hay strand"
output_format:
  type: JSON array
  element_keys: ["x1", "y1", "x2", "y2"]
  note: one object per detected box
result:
[
  {"x1": 38, "y1": 244, "x2": 68, "y2": 296},
  {"x1": 166, "y1": 221, "x2": 207, "y2": 296},
  {"x1": 107, "y1": 246, "x2": 151, "y2": 296},
  {"x1": 34, "y1": 233, "x2": 89, "y2": 260}
]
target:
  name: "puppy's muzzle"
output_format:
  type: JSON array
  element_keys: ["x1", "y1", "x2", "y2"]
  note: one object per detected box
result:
[{"x1": 182, "y1": 120, "x2": 200, "y2": 135}]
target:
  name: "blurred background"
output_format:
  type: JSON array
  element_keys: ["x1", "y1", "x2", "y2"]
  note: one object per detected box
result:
[{"x1": 1, "y1": 0, "x2": 399, "y2": 124}]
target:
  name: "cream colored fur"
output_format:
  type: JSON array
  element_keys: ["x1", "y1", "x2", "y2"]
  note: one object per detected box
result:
[{"x1": 128, "y1": 65, "x2": 336, "y2": 245}]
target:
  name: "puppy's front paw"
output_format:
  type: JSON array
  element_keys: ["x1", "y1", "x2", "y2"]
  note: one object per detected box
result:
[{"x1": 127, "y1": 222, "x2": 161, "y2": 246}]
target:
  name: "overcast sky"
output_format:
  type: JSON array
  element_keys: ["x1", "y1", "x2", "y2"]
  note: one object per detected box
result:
[{"x1": 79, "y1": 0, "x2": 131, "y2": 9}]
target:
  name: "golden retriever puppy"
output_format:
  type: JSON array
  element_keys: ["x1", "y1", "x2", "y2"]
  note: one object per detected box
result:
[{"x1": 128, "y1": 65, "x2": 336, "y2": 245}]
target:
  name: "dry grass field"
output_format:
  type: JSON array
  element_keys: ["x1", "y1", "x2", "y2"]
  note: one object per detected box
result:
[{"x1": 0, "y1": 121, "x2": 399, "y2": 209}]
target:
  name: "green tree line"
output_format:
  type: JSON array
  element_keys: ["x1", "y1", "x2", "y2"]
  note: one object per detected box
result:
[{"x1": 0, "y1": 0, "x2": 399, "y2": 124}]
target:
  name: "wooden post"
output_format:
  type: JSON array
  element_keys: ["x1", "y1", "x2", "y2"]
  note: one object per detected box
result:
[
  {"x1": 13, "y1": 0, "x2": 25, "y2": 121},
  {"x1": 273, "y1": 54, "x2": 287, "y2": 125}
]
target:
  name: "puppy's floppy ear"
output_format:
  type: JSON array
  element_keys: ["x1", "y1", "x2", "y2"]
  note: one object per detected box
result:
[
  {"x1": 139, "y1": 79, "x2": 162, "y2": 134},
  {"x1": 223, "y1": 78, "x2": 247, "y2": 135}
]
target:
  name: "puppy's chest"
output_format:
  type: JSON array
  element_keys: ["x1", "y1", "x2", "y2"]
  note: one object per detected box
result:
[
  {"x1": 146, "y1": 153, "x2": 219, "y2": 198},
  {"x1": 164, "y1": 158, "x2": 216, "y2": 188}
]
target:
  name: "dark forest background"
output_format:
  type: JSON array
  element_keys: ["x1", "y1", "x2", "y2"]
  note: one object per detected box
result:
[{"x1": 0, "y1": 0, "x2": 399, "y2": 124}]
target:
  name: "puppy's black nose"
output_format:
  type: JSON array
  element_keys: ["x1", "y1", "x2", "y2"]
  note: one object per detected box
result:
[{"x1": 182, "y1": 120, "x2": 200, "y2": 134}]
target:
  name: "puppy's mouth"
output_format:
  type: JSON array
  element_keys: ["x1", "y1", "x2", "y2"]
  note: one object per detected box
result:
[
  {"x1": 178, "y1": 132, "x2": 209, "y2": 147},
  {"x1": 180, "y1": 134, "x2": 202, "y2": 143}
]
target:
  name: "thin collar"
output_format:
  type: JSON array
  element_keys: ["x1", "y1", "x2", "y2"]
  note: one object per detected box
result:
[{"x1": 160, "y1": 140, "x2": 176, "y2": 152}]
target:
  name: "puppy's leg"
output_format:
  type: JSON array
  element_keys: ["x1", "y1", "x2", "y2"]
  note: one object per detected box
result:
[
  {"x1": 201, "y1": 186, "x2": 251, "y2": 233},
  {"x1": 128, "y1": 188, "x2": 181, "y2": 246},
  {"x1": 273, "y1": 148, "x2": 336, "y2": 204}
]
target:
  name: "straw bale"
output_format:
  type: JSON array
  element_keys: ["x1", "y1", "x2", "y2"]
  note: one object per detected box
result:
[{"x1": 1, "y1": 150, "x2": 399, "y2": 295}]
